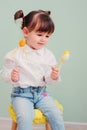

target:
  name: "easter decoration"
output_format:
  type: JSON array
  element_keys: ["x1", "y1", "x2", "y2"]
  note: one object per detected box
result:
[
  {"x1": 12, "y1": 38, "x2": 28, "y2": 59},
  {"x1": 56, "y1": 51, "x2": 70, "y2": 68}
]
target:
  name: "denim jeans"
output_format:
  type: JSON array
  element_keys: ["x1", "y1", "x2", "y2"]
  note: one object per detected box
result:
[{"x1": 11, "y1": 86, "x2": 65, "y2": 130}]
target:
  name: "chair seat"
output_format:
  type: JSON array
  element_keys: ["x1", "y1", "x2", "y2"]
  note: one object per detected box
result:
[{"x1": 8, "y1": 100, "x2": 63, "y2": 124}]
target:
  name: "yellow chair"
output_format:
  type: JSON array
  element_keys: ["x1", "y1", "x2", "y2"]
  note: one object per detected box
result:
[{"x1": 8, "y1": 100, "x2": 63, "y2": 130}]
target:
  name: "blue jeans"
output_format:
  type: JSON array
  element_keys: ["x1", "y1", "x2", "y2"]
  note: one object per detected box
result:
[{"x1": 11, "y1": 86, "x2": 65, "y2": 130}]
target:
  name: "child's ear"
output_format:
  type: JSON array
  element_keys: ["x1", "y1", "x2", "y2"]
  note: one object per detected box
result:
[{"x1": 22, "y1": 27, "x2": 29, "y2": 37}]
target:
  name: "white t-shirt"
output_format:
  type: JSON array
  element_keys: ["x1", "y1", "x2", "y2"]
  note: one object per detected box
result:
[{"x1": 3, "y1": 44, "x2": 60, "y2": 88}]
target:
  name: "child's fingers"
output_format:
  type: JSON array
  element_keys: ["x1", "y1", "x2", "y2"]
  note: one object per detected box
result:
[
  {"x1": 13, "y1": 67, "x2": 20, "y2": 72},
  {"x1": 51, "y1": 66, "x2": 59, "y2": 73},
  {"x1": 11, "y1": 68, "x2": 20, "y2": 82}
]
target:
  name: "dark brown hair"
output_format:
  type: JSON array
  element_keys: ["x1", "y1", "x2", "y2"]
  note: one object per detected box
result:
[{"x1": 14, "y1": 10, "x2": 55, "y2": 34}]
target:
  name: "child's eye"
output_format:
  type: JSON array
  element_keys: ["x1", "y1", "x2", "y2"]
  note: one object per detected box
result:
[
  {"x1": 37, "y1": 34, "x2": 42, "y2": 36},
  {"x1": 46, "y1": 35, "x2": 50, "y2": 38}
]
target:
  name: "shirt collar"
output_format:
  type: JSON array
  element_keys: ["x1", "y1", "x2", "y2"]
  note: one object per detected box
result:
[{"x1": 24, "y1": 44, "x2": 45, "y2": 56}]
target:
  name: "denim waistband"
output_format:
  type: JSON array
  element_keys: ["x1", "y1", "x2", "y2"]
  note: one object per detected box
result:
[{"x1": 12, "y1": 86, "x2": 46, "y2": 94}]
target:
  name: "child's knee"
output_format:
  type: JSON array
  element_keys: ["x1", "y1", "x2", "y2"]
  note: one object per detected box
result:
[{"x1": 17, "y1": 112, "x2": 34, "y2": 124}]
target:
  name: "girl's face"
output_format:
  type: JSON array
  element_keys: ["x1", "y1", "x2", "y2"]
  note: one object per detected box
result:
[{"x1": 23, "y1": 27, "x2": 51, "y2": 50}]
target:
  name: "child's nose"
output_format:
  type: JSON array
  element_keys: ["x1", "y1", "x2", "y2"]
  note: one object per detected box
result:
[{"x1": 41, "y1": 36, "x2": 46, "y2": 42}]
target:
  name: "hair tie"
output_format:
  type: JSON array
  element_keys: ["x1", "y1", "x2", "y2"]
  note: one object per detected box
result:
[{"x1": 23, "y1": 16, "x2": 25, "y2": 19}]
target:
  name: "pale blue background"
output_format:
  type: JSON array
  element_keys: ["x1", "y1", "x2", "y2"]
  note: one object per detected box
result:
[{"x1": 0, "y1": 0, "x2": 87, "y2": 122}]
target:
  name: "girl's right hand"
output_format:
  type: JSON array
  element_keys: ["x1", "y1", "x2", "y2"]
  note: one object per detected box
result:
[{"x1": 11, "y1": 68, "x2": 20, "y2": 82}]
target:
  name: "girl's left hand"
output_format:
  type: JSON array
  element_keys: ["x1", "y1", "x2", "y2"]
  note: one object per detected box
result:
[{"x1": 51, "y1": 66, "x2": 60, "y2": 80}]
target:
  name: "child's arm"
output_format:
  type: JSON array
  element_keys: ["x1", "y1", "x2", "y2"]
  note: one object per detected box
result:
[
  {"x1": 2, "y1": 51, "x2": 17, "y2": 83},
  {"x1": 43, "y1": 51, "x2": 70, "y2": 85}
]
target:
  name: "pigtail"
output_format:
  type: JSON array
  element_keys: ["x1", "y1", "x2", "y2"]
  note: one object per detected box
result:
[
  {"x1": 45, "y1": 11, "x2": 51, "y2": 15},
  {"x1": 14, "y1": 10, "x2": 24, "y2": 20},
  {"x1": 38, "y1": 10, "x2": 51, "y2": 16},
  {"x1": 14, "y1": 10, "x2": 25, "y2": 29}
]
